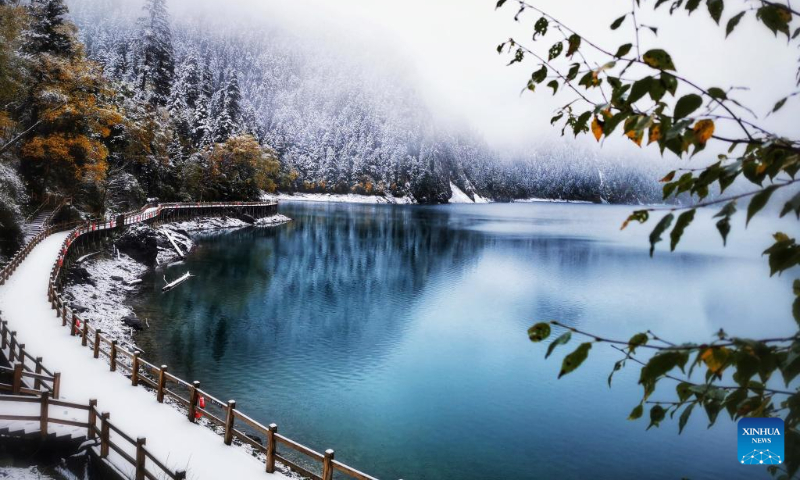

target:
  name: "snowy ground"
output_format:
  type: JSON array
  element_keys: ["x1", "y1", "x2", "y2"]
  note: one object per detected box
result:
[
  {"x1": 62, "y1": 252, "x2": 147, "y2": 350},
  {"x1": 512, "y1": 197, "x2": 594, "y2": 204},
  {"x1": 263, "y1": 192, "x2": 415, "y2": 204},
  {"x1": 447, "y1": 182, "x2": 491, "y2": 204},
  {"x1": 0, "y1": 233, "x2": 289, "y2": 480}
]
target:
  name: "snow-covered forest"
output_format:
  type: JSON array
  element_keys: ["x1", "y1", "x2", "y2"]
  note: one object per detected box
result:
[
  {"x1": 0, "y1": 0, "x2": 665, "y2": 260},
  {"x1": 67, "y1": 0, "x2": 665, "y2": 203}
]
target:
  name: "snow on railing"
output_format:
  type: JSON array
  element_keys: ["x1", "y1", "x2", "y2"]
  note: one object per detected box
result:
[
  {"x1": 0, "y1": 393, "x2": 186, "y2": 480},
  {"x1": 40, "y1": 201, "x2": 381, "y2": 480}
]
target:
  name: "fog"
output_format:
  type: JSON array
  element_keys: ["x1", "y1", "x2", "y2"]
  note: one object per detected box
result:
[{"x1": 152, "y1": 0, "x2": 799, "y2": 156}]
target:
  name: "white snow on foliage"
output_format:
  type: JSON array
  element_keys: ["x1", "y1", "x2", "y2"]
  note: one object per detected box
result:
[
  {"x1": 0, "y1": 233, "x2": 288, "y2": 480},
  {"x1": 264, "y1": 192, "x2": 415, "y2": 205}
]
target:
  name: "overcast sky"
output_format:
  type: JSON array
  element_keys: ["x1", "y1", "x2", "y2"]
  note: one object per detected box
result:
[{"x1": 167, "y1": 0, "x2": 797, "y2": 156}]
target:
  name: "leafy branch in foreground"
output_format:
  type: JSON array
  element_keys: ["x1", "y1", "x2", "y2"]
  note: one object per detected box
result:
[{"x1": 497, "y1": 0, "x2": 800, "y2": 477}]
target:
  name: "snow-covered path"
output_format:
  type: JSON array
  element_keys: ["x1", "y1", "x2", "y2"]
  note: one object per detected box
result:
[{"x1": 0, "y1": 232, "x2": 287, "y2": 480}]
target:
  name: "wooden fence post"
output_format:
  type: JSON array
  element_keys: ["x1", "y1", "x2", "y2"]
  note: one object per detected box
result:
[
  {"x1": 266, "y1": 423, "x2": 277, "y2": 473},
  {"x1": 1, "y1": 321, "x2": 7, "y2": 349},
  {"x1": 40, "y1": 392, "x2": 49, "y2": 440},
  {"x1": 70, "y1": 314, "x2": 78, "y2": 336},
  {"x1": 34, "y1": 357, "x2": 43, "y2": 390},
  {"x1": 188, "y1": 381, "x2": 200, "y2": 422},
  {"x1": 224, "y1": 400, "x2": 236, "y2": 445},
  {"x1": 93, "y1": 329, "x2": 101, "y2": 358},
  {"x1": 52, "y1": 372, "x2": 60, "y2": 399},
  {"x1": 18, "y1": 344, "x2": 24, "y2": 366},
  {"x1": 135, "y1": 437, "x2": 146, "y2": 480},
  {"x1": 88, "y1": 399, "x2": 97, "y2": 439},
  {"x1": 322, "y1": 449, "x2": 335, "y2": 480},
  {"x1": 61, "y1": 305, "x2": 66, "y2": 323},
  {"x1": 82, "y1": 320, "x2": 89, "y2": 346},
  {"x1": 9, "y1": 332, "x2": 16, "y2": 362},
  {"x1": 157, "y1": 365, "x2": 168, "y2": 403},
  {"x1": 110, "y1": 341, "x2": 117, "y2": 372},
  {"x1": 131, "y1": 351, "x2": 140, "y2": 386},
  {"x1": 12, "y1": 363, "x2": 22, "y2": 394},
  {"x1": 100, "y1": 412, "x2": 110, "y2": 458}
]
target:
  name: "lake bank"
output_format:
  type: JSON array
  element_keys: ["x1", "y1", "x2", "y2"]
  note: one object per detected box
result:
[{"x1": 62, "y1": 214, "x2": 292, "y2": 347}]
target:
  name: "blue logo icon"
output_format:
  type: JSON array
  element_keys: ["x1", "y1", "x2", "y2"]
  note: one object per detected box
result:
[{"x1": 738, "y1": 418, "x2": 784, "y2": 465}]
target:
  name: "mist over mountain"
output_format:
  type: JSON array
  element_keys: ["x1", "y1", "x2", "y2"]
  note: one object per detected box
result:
[{"x1": 66, "y1": 0, "x2": 664, "y2": 204}]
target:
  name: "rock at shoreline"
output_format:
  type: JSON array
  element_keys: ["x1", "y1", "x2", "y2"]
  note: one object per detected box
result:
[
  {"x1": 122, "y1": 315, "x2": 144, "y2": 330},
  {"x1": 67, "y1": 266, "x2": 95, "y2": 286},
  {"x1": 237, "y1": 213, "x2": 256, "y2": 224},
  {"x1": 117, "y1": 224, "x2": 160, "y2": 264}
]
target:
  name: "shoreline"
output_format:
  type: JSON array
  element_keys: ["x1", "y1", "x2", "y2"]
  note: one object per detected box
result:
[
  {"x1": 62, "y1": 214, "x2": 292, "y2": 348},
  {"x1": 265, "y1": 190, "x2": 603, "y2": 205}
]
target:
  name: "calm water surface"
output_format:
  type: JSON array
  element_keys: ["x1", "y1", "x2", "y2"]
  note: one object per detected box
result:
[{"x1": 133, "y1": 202, "x2": 797, "y2": 480}]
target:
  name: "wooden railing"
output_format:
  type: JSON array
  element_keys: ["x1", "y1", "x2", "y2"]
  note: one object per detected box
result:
[
  {"x1": 0, "y1": 319, "x2": 60, "y2": 398},
  {"x1": 0, "y1": 393, "x2": 186, "y2": 480},
  {"x1": 22, "y1": 201, "x2": 383, "y2": 480}
]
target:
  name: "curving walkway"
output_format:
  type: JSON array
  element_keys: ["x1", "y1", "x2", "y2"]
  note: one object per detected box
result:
[{"x1": 0, "y1": 231, "x2": 287, "y2": 480}]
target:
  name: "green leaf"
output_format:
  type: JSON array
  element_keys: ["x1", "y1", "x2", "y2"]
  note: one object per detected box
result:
[
  {"x1": 704, "y1": 400, "x2": 722, "y2": 427},
  {"x1": 545, "y1": 331, "x2": 572, "y2": 358},
  {"x1": 676, "y1": 382, "x2": 693, "y2": 402},
  {"x1": 647, "y1": 405, "x2": 666, "y2": 429},
  {"x1": 566, "y1": 34, "x2": 581, "y2": 57},
  {"x1": 726, "y1": 11, "x2": 745, "y2": 37},
  {"x1": 707, "y1": 87, "x2": 727, "y2": 100},
  {"x1": 773, "y1": 97, "x2": 788, "y2": 112},
  {"x1": 746, "y1": 185, "x2": 778, "y2": 226},
  {"x1": 678, "y1": 403, "x2": 695, "y2": 434},
  {"x1": 547, "y1": 80, "x2": 559, "y2": 95},
  {"x1": 495, "y1": 0, "x2": 507, "y2": 8},
  {"x1": 685, "y1": 0, "x2": 701, "y2": 13},
  {"x1": 629, "y1": 404, "x2": 644, "y2": 420},
  {"x1": 780, "y1": 191, "x2": 800, "y2": 219},
  {"x1": 762, "y1": 232, "x2": 800, "y2": 276},
  {"x1": 670, "y1": 209, "x2": 696, "y2": 251},
  {"x1": 566, "y1": 63, "x2": 580, "y2": 81},
  {"x1": 640, "y1": 351, "x2": 689, "y2": 398},
  {"x1": 558, "y1": 342, "x2": 592, "y2": 378},
  {"x1": 610, "y1": 14, "x2": 627, "y2": 30},
  {"x1": 628, "y1": 333, "x2": 649, "y2": 353},
  {"x1": 674, "y1": 94, "x2": 703, "y2": 119},
  {"x1": 534, "y1": 17, "x2": 549, "y2": 39},
  {"x1": 706, "y1": 0, "x2": 724, "y2": 24},
  {"x1": 649, "y1": 213, "x2": 674, "y2": 257},
  {"x1": 757, "y1": 5, "x2": 792, "y2": 38},
  {"x1": 528, "y1": 322, "x2": 552, "y2": 342},
  {"x1": 715, "y1": 218, "x2": 731, "y2": 246},
  {"x1": 713, "y1": 201, "x2": 737, "y2": 246},
  {"x1": 614, "y1": 43, "x2": 632, "y2": 58},
  {"x1": 548, "y1": 42, "x2": 563, "y2": 60},
  {"x1": 531, "y1": 65, "x2": 548, "y2": 83},
  {"x1": 643, "y1": 49, "x2": 675, "y2": 70},
  {"x1": 628, "y1": 76, "x2": 653, "y2": 104}
]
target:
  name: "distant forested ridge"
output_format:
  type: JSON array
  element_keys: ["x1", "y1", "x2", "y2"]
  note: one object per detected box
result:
[
  {"x1": 0, "y1": 0, "x2": 663, "y2": 259},
  {"x1": 67, "y1": 0, "x2": 664, "y2": 203}
]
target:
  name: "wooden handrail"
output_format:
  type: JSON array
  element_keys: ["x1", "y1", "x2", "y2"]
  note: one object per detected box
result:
[{"x1": 4, "y1": 200, "x2": 388, "y2": 480}]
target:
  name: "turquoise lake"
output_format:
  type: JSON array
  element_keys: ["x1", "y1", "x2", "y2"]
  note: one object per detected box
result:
[{"x1": 133, "y1": 201, "x2": 797, "y2": 480}]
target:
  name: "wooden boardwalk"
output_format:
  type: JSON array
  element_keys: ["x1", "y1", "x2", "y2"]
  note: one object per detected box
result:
[
  {"x1": 0, "y1": 231, "x2": 287, "y2": 480},
  {"x1": 0, "y1": 202, "x2": 384, "y2": 480}
]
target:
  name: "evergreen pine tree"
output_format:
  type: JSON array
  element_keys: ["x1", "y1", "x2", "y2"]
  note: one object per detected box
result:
[
  {"x1": 138, "y1": 0, "x2": 174, "y2": 106},
  {"x1": 26, "y1": 0, "x2": 75, "y2": 57}
]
